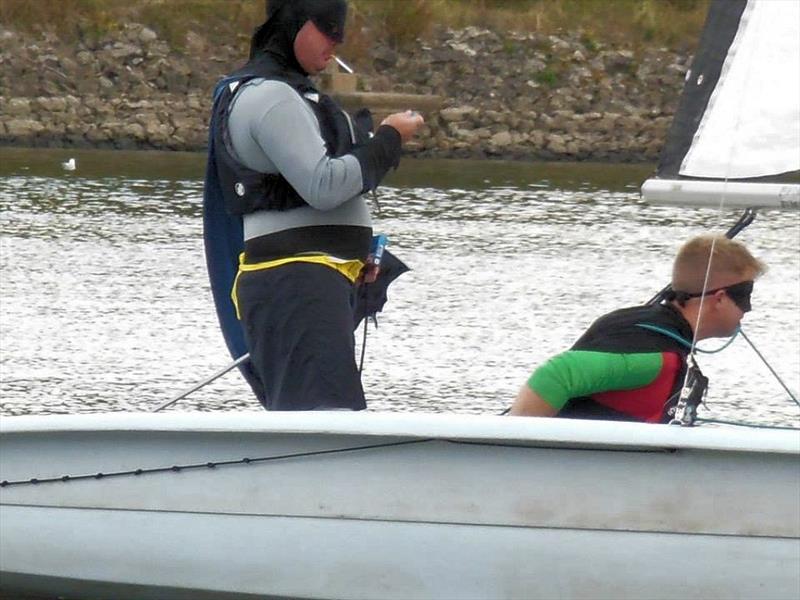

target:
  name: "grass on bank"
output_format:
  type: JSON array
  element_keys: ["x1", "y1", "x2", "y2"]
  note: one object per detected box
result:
[{"x1": 0, "y1": 0, "x2": 710, "y2": 56}]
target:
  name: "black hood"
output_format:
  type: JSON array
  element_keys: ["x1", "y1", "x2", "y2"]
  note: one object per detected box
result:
[{"x1": 248, "y1": 0, "x2": 348, "y2": 70}]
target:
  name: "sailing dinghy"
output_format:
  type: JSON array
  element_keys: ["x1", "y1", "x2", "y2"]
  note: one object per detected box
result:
[
  {"x1": 1, "y1": 0, "x2": 799, "y2": 598},
  {"x1": 1, "y1": 412, "x2": 798, "y2": 600}
]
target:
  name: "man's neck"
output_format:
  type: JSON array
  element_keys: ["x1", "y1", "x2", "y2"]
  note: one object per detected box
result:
[{"x1": 672, "y1": 301, "x2": 712, "y2": 341}]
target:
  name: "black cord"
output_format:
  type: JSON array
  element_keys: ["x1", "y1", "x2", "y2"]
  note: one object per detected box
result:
[
  {"x1": 358, "y1": 314, "x2": 368, "y2": 374},
  {"x1": 358, "y1": 282, "x2": 369, "y2": 374},
  {"x1": 0, "y1": 439, "x2": 432, "y2": 488},
  {"x1": 738, "y1": 329, "x2": 800, "y2": 408},
  {"x1": 694, "y1": 417, "x2": 800, "y2": 431}
]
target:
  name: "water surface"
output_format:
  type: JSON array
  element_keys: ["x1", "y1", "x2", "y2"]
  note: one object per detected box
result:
[{"x1": 1, "y1": 147, "x2": 798, "y2": 427}]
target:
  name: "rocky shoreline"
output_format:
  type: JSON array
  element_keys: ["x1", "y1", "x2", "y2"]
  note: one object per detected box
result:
[{"x1": 0, "y1": 23, "x2": 691, "y2": 162}]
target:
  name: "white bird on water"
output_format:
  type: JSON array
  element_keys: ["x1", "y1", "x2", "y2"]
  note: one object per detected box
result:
[{"x1": 61, "y1": 158, "x2": 76, "y2": 171}]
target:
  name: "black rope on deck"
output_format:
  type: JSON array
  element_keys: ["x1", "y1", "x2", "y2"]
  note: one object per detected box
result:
[
  {"x1": 0, "y1": 435, "x2": 683, "y2": 489},
  {"x1": 693, "y1": 417, "x2": 800, "y2": 431},
  {"x1": 0, "y1": 438, "x2": 433, "y2": 488},
  {"x1": 4, "y1": 423, "x2": 796, "y2": 489}
]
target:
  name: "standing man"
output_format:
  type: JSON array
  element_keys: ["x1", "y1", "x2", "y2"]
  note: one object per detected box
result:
[
  {"x1": 509, "y1": 235, "x2": 766, "y2": 422},
  {"x1": 204, "y1": 0, "x2": 424, "y2": 410}
]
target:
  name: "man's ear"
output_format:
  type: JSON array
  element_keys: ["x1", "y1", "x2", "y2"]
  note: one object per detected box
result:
[{"x1": 710, "y1": 289, "x2": 727, "y2": 310}]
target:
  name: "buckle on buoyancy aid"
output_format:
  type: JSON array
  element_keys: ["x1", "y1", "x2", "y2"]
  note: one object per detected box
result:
[{"x1": 669, "y1": 354, "x2": 709, "y2": 426}]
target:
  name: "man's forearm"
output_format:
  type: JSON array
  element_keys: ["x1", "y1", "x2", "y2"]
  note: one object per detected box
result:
[{"x1": 509, "y1": 385, "x2": 559, "y2": 417}]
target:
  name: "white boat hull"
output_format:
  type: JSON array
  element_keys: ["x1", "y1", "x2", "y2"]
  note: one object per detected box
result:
[{"x1": 1, "y1": 412, "x2": 798, "y2": 599}]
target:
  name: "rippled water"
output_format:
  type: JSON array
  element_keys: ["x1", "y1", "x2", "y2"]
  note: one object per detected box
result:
[{"x1": 1, "y1": 148, "x2": 798, "y2": 427}]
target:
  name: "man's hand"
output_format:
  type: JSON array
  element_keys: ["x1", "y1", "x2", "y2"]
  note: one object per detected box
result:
[
  {"x1": 381, "y1": 110, "x2": 424, "y2": 143},
  {"x1": 361, "y1": 262, "x2": 380, "y2": 284}
]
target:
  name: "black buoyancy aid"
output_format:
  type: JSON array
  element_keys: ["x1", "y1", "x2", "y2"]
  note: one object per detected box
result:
[
  {"x1": 211, "y1": 54, "x2": 373, "y2": 216},
  {"x1": 558, "y1": 303, "x2": 695, "y2": 423}
]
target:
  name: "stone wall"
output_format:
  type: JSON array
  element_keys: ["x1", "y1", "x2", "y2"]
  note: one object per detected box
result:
[{"x1": 0, "y1": 23, "x2": 691, "y2": 162}]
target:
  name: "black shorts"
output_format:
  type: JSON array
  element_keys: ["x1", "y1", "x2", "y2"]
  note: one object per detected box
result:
[{"x1": 235, "y1": 262, "x2": 366, "y2": 411}]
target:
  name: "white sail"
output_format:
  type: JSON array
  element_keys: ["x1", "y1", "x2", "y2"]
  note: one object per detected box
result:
[
  {"x1": 642, "y1": 0, "x2": 800, "y2": 209},
  {"x1": 682, "y1": 1, "x2": 800, "y2": 179}
]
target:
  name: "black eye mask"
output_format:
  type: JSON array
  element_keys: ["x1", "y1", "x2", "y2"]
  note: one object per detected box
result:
[
  {"x1": 667, "y1": 280, "x2": 754, "y2": 313},
  {"x1": 720, "y1": 280, "x2": 754, "y2": 312}
]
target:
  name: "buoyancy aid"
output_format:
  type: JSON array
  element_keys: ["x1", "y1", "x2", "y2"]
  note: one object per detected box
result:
[
  {"x1": 558, "y1": 303, "x2": 699, "y2": 423},
  {"x1": 203, "y1": 38, "x2": 401, "y2": 376},
  {"x1": 211, "y1": 54, "x2": 373, "y2": 216}
]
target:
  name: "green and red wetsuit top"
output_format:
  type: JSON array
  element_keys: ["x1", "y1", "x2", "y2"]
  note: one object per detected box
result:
[{"x1": 527, "y1": 303, "x2": 694, "y2": 423}]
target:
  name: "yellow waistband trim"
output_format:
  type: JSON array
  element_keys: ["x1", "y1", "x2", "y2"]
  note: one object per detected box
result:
[{"x1": 231, "y1": 254, "x2": 364, "y2": 319}]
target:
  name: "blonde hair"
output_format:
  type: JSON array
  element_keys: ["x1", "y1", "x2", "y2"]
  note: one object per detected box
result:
[{"x1": 672, "y1": 235, "x2": 766, "y2": 293}]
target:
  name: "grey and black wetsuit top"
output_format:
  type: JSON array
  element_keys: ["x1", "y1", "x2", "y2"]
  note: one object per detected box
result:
[{"x1": 227, "y1": 78, "x2": 371, "y2": 262}]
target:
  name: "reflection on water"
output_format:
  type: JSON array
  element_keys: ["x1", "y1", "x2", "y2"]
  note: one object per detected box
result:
[{"x1": 1, "y1": 147, "x2": 798, "y2": 427}]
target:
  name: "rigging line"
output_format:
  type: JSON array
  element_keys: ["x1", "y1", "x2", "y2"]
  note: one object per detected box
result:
[
  {"x1": 684, "y1": 233, "x2": 723, "y2": 356},
  {"x1": 737, "y1": 328, "x2": 800, "y2": 407},
  {"x1": 152, "y1": 353, "x2": 250, "y2": 412},
  {"x1": 678, "y1": 3, "x2": 762, "y2": 405},
  {"x1": 695, "y1": 2, "x2": 763, "y2": 323},
  {"x1": 694, "y1": 417, "x2": 800, "y2": 431}
]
